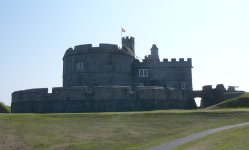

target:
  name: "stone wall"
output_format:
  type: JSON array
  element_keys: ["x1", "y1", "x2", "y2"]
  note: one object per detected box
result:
[
  {"x1": 133, "y1": 58, "x2": 193, "y2": 101},
  {"x1": 63, "y1": 44, "x2": 134, "y2": 87},
  {"x1": 11, "y1": 86, "x2": 190, "y2": 113},
  {"x1": 198, "y1": 84, "x2": 227, "y2": 108}
]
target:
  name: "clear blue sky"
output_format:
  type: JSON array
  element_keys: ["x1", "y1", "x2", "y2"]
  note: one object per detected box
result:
[{"x1": 1, "y1": 0, "x2": 249, "y2": 106}]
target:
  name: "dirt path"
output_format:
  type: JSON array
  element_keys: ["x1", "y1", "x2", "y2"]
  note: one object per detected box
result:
[{"x1": 149, "y1": 122, "x2": 249, "y2": 150}]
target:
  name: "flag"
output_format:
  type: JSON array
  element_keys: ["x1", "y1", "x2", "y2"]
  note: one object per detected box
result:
[{"x1": 122, "y1": 28, "x2": 125, "y2": 32}]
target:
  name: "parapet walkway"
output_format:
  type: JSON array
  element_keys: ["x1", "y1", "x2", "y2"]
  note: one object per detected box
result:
[{"x1": 149, "y1": 122, "x2": 249, "y2": 150}]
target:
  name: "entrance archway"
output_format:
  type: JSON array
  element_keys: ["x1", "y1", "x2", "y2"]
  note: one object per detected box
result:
[{"x1": 194, "y1": 97, "x2": 201, "y2": 107}]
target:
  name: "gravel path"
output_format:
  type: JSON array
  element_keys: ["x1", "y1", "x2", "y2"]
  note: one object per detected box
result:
[{"x1": 149, "y1": 122, "x2": 249, "y2": 150}]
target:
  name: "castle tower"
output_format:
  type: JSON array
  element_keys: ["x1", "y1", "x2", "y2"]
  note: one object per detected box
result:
[{"x1": 122, "y1": 36, "x2": 135, "y2": 53}]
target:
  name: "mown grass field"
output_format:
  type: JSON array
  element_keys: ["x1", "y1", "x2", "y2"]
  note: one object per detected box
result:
[{"x1": 1, "y1": 110, "x2": 249, "y2": 150}]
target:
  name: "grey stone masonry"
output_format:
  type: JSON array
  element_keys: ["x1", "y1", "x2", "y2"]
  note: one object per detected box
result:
[
  {"x1": 11, "y1": 86, "x2": 190, "y2": 113},
  {"x1": 11, "y1": 36, "x2": 197, "y2": 113}
]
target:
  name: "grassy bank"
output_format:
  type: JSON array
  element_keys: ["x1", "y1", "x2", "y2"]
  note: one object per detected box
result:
[
  {"x1": 1, "y1": 110, "x2": 249, "y2": 149},
  {"x1": 206, "y1": 92, "x2": 249, "y2": 109},
  {"x1": 0, "y1": 102, "x2": 11, "y2": 113}
]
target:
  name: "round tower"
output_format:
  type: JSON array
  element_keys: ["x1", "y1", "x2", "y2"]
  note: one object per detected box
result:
[{"x1": 62, "y1": 43, "x2": 135, "y2": 87}]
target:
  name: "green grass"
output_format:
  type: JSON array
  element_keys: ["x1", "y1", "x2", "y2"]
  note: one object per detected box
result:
[
  {"x1": 224, "y1": 92, "x2": 244, "y2": 100},
  {"x1": 0, "y1": 102, "x2": 11, "y2": 113},
  {"x1": 173, "y1": 124, "x2": 249, "y2": 150},
  {"x1": 206, "y1": 92, "x2": 249, "y2": 109},
  {"x1": 1, "y1": 110, "x2": 249, "y2": 149}
]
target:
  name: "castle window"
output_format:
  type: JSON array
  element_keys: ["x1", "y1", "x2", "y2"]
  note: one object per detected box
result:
[
  {"x1": 139, "y1": 69, "x2": 148, "y2": 77},
  {"x1": 160, "y1": 70, "x2": 165, "y2": 76},
  {"x1": 181, "y1": 82, "x2": 185, "y2": 89},
  {"x1": 167, "y1": 82, "x2": 171, "y2": 87},
  {"x1": 77, "y1": 62, "x2": 83, "y2": 69},
  {"x1": 107, "y1": 62, "x2": 114, "y2": 70}
]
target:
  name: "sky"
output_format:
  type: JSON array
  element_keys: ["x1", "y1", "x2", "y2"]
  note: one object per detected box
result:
[{"x1": 1, "y1": 0, "x2": 249, "y2": 106}]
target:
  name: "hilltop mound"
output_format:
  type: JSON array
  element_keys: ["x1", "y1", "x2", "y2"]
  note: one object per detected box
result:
[
  {"x1": 206, "y1": 92, "x2": 249, "y2": 110},
  {"x1": 0, "y1": 102, "x2": 11, "y2": 113}
]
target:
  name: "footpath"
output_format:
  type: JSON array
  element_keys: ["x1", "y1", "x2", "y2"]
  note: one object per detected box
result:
[{"x1": 149, "y1": 122, "x2": 249, "y2": 150}]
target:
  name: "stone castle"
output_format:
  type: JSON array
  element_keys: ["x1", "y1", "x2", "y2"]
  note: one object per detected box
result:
[{"x1": 11, "y1": 37, "x2": 197, "y2": 113}]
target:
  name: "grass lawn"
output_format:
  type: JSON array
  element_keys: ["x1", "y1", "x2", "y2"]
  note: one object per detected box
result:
[
  {"x1": 173, "y1": 123, "x2": 249, "y2": 150},
  {"x1": 0, "y1": 110, "x2": 249, "y2": 150}
]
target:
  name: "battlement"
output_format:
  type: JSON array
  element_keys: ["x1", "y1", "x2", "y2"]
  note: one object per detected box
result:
[
  {"x1": 11, "y1": 86, "x2": 189, "y2": 113},
  {"x1": 162, "y1": 58, "x2": 192, "y2": 63},
  {"x1": 12, "y1": 86, "x2": 188, "y2": 103},
  {"x1": 63, "y1": 43, "x2": 134, "y2": 58},
  {"x1": 122, "y1": 36, "x2": 135, "y2": 52},
  {"x1": 122, "y1": 36, "x2": 135, "y2": 42},
  {"x1": 135, "y1": 58, "x2": 192, "y2": 68},
  {"x1": 74, "y1": 44, "x2": 92, "y2": 51},
  {"x1": 99, "y1": 44, "x2": 118, "y2": 50}
]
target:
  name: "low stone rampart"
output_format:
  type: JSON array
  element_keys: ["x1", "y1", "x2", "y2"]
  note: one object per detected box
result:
[{"x1": 11, "y1": 86, "x2": 189, "y2": 113}]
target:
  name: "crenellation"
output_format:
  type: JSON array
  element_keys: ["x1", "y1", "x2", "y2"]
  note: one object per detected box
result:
[
  {"x1": 74, "y1": 44, "x2": 92, "y2": 51},
  {"x1": 99, "y1": 44, "x2": 118, "y2": 50},
  {"x1": 22, "y1": 88, "x2": 48, "y2": 102},
  {"x1": 163, "y1": 59, "x2": 168, "y2": 62},
  {"x1": 171, "y1": 58, "x2": 176, "y2": 62},
  {"x1": 11, "y1": 86, "x2": 189, "y2": 113}
]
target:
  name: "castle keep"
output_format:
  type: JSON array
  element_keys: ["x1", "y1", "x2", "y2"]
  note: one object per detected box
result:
[{"x1": 11, "y1": 37, "x2": 197, "y2": 113}]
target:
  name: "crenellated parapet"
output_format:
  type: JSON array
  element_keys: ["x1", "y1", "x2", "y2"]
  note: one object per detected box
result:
[
  {"x1": 134, "y1": 58, "x2": 192, "y2": 68},
  {"x1": 122, "y1": 36, "x2": 135, "y2": 52},
  {"x1": 11, "y1": 86, "x2": 189, "y2": 113},
  {"x1": 63, "y1": 43, "x2": 134, "y2": 58}
]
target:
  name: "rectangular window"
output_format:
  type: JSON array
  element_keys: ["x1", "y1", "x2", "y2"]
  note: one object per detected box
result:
[
  {"x1": 181, "y1": 82, "x2": 185, "y2": 89},
  {"x1": 167, "y1": 82, "x2": 171, "y2": 87},
  {"x1": 139, "y1": 69, "x2": 148, "y2": 77},
  {"x1": 160, "y1": 70, "x2": 165, "y2": 76},
  {"x1": 77, "y1": 62, "x2": 83, "y2": 69}
]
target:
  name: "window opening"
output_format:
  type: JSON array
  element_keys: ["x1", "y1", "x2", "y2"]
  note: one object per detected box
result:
[
  {"x1": 107, "y1": 62, "x2": 114, "y2": 70},
  {"x1": 139, "y1": 69, "x2": 148, "y2": 77},
  {"x1": 181, "y1": 82, "x2": 185, "y2": 89},
  {"x1": 77, "y1": 62, "x2": 83, "y2": 69}
]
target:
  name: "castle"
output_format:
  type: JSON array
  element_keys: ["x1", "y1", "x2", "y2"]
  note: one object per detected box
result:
[{"x1": 11, "y1": 37, "x2": 197, "y2": 113}]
